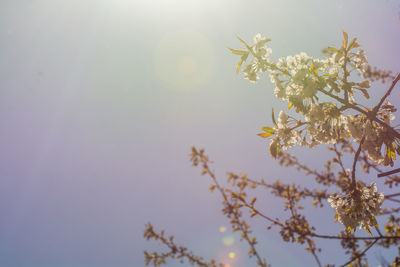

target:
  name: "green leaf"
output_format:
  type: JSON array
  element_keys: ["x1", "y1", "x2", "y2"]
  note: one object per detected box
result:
[
  {"x1": 389, "y1": 144, "x2": 396, "y2": 160},
  {"x1": 236, "y1": 54, "x2": 249, "y2": 74},
  {"x1": 334, "y1": 50, "x2": 343, "y2": 63},
  {"x1": 237, "y1": 36, "x2": 252, "y2": 51},
  {"x1": 327, "y1": 46, "x2": 338, "y2": 52},
  {"x1": 347, "y1": 37, "x2": 357, "y2": 50},
  {"x1": 228, "y1": 47, "x2": 249, "y2": 56},
  {"x1": 364, "y1": 227, "x2": 372, "y2": 236},
  {"x1": 310, "y1": 61, "x2": 318, "y2": 75},
  {"x1": 237, "y1": 36, "x2": 256, "y2": 57},
  {"x1": 258, "y1": 132, "x2": 274, "y2": 138},
  {"x1": 342, "y1": 30, "x2": 349, "y2": 47},
  {"x1": 261, "y1": 126, "x2": 276, "y2": 133},
  {"x1": 271, "y1": 108, "x2": 278, "y2": 127},
  {"x1": 269, "y1": 139, "x2": 279, "y2": 158},
  {"x1": 236, "y1": 58, "x2": 243, "y2": 74}
]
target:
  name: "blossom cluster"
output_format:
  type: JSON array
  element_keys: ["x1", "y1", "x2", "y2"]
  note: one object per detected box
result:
[
  {"x1": 242, "y1": 34, "x2": 272, "y2": 82},
  {"x1": 270, "y1": 52, "x2": 332, "y2": 102},
  {"x1": 327, "y1": 183, "x2": 384, "y2": 233},
  {"x1": 233, "y1": 33, "x2": 399, "y2": 167},
  {"x1": 229, "y1": 32, "x2": 400, "y2": 232},
  {"x1": 346, "y1": 100, "x2": 397, "y2": 166}
]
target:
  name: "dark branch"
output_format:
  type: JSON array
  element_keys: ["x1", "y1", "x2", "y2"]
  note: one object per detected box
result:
[
  {"x1": 373, "y1": 72, "x2": 400, "y2": 113},
  {"x1": 352, "y1": 137, "x2": 365, "y2": 188},
  {"x1": 377, "y1": 168, "x2": 400, "y2": 178},
  {"x1": 339, "y1": 239, "x2": 378, "y2": 267}
]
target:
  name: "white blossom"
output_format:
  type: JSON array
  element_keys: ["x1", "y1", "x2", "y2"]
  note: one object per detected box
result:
[
  {"x1": 274, "y1": 111, "x2": 300, "y2": 150},
  {"x1": 305, "y1": 104, "x2": 325, "y2": 125},
  {"x1": 328, "y1": 183, "x2": 384, "y2": 233},
  {"x1": 353, "y1": 49, "x2": 368, "y2": 74},
  {"x1": 237, "y1": 34, "x2": 398, "y2": 167},
  {"x1": 344, "y1": 115, "x2": 364, "y2": 142},
  {"x1": 243, "y1": 64, "x2": 259, "y2": 83},
  {"x1": 379, "y1": 100, "x2": 396, "y2": 124}
]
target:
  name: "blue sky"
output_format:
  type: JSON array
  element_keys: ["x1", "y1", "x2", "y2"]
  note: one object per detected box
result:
[{"x1": 0, "y1": 0, "x2": 399, "y2": 266}]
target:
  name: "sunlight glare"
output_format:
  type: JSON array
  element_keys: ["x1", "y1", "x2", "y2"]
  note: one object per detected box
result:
[
  {"x1": 222, "y1": 236, "x2": 234, "y2": 246},
  {"x1": 154, "y1": 29, "x2": 215, "y2": 90}
]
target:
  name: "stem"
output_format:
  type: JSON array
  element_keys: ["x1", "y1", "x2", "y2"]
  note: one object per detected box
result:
[
  {"x1": 333, "y1": 144, "x2": 347, "y2": 174},
  {"x1": 310, "y1": 233, "x2": 400, "y2": 240},
  {"x1": 351, "y1": 137, "x2": 365, "y2": 188},
  {"x1": 373, "y1": 72, "x2": 400, "y2": 113},
  {"x1": 342, "y1": 50, "x2": 349, "y2": 103},
  {"x1": 385, "y1": 192, "x2": 400, "y2": 198},
  {"x1": 307, "y1": 239, "x2": 322, "y2": 267},
  {"x1": 319, "y1": 88, "x2": 400, "y2": 140},
  {"x1": 319, "y1": 88, "x2": 366, "y2": 115},
  {"x1": 377, "y1": 168, "x2": 400, "y2": 178},
  {"x1": 338, "y1": 239, "x2": 378, "y2": 267},
  {"x1": 386, "y1": 198, "x2": 400, "y2": 204},
  {"x1": 200, "y1": 158, "x2": 267, "y2": 267}
]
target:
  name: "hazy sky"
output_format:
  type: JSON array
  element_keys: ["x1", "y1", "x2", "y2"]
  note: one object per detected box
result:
[{"x1": 0, "y1": 1, "x2": 399, "y2": 266}]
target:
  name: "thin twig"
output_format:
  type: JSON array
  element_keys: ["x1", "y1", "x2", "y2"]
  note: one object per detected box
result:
[
  {"x1": 307, "y1": 239, "x2": 322, "y2": 267},
  {"x1": 386, "y1": 198, "x2": 400, "y2": 204},
  {"x1": 351, "y1": 137, "x2": 365, "y2": 188},
  {"x1": 373, "y1": 72, "x2": 400, "y2": 112},
  {"x1": 377, "y1": 168, "x2": 400, "y2": 178},
  {"x1": 310, "y1": 233, "x2": 400, "y2": 241},
  {"x1": 374, "y1": 226, "x2": 383, "y2": 237},
  {"x1": 319, "y1": 88, "x2": 400, "y2": 140},
  {"x1": 194, "y1": 150, "x2": 268, "y2": 267},
  {"x1": 339, "y1": 239, "x2": 378, "y2": 267},
  {"x1": 240, "y1": 198, "x2": 400, "y2": 241},
  {"x1": 385, "y1": 192, "x2": 400, "y2": 198},
  {"x1": 333, "y1": 144, "x2": 347, "y2": 174},
  {"x1": 287, "y1": 189, "x2": 321, "y2": 267}
]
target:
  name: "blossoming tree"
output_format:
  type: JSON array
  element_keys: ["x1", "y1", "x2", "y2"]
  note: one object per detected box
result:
[{"x1": 144, "y1": 31, "x2": 400, "y2": 267}]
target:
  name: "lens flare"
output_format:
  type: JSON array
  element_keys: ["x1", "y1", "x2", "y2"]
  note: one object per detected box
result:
[
  {"x1": 178, "y1": 56, "x2": 197, "y2": 74},
  {"x1": 217, "y1": 248, "x2": 242, "y2": 267},
  {"x1": 222, "y1": 236, "x2": 234, "y2": 246},
  {"x1": 219, "y1": 226, "x2": 227, "y2": 233},
  {"x1": 154, "y1": 29, "x2": 215, "y2": 90}
]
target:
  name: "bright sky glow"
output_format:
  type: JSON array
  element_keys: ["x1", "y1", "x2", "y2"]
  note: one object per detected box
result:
[
  {"x1": 0, "y1": 1, "x2": 399, "y2": 267},
  {"x1": 154, "y1": 29, "x2": 216, "y2": 90}
]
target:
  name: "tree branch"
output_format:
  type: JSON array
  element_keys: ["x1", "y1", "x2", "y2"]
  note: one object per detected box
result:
[
  {"x1": 373, "y1": 72, "x2": 400, "y2": 113},
  {"x1": 338, "y1": 239, "x2": 378, "y2": 267},
  {"x1": 385, "y1": 192, "x2": 400, "y2": 198},
  {"x1": 377, "y1": 168, "x2": 400, "y2": 178},
  {"x1": 319, "y1": 88, "x2": 400, "y2": 140},
  {"x1": 351, "y1": 137, "x2": 365, "y2": 188}
]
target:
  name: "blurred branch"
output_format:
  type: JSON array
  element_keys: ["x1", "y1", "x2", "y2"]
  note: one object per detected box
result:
[
  {"x1": 373, "y1": 72, "x2": 400, "y2": 113},
  {"x1": 339, "y1": 239, "x2": 378, "y2": 267},
  {"x1": 378, "y1": 168, "x2": 400, "y2": 178}
]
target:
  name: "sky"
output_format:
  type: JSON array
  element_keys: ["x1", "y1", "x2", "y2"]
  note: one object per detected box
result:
[{"x1": 0, "y1": 0, "x2": 400, "y2": 266}]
